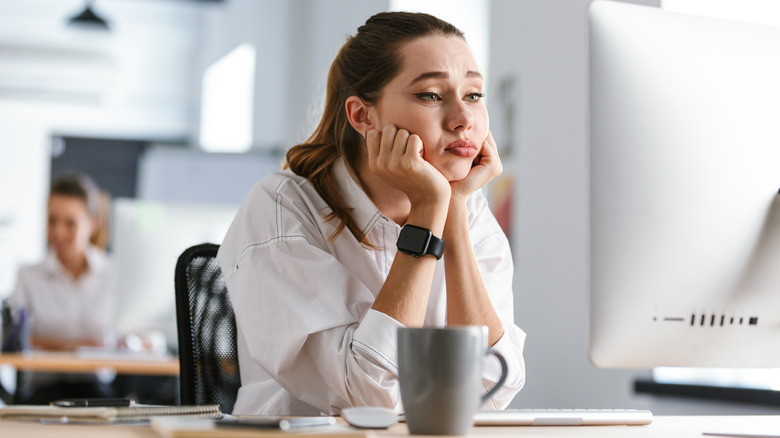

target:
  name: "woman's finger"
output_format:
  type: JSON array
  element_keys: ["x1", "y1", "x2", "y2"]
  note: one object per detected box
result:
[
  {"x1": 405, "y1": 134, "x2": 424, "y2": 160},
  {"x1": 392, "y1": 128, "x2": 411, "y2": 159}
]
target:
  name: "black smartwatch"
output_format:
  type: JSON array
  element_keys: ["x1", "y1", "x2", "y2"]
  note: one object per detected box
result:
[{"x1": 396, "y1": 224, "x2": 445, "y2": 260}]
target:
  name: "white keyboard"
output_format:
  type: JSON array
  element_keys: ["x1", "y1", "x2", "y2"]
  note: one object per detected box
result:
[{"x1": 474, "y1": 408, "x2": 653, "y2": 426}]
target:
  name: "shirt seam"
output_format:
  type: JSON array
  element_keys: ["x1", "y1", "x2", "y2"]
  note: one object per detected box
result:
[
  {"x1": 361, "y1": 211, "x2": 385, "y2": 237},
  {"x1": 230, "y1": 176, "x2": 316, "y2": 277},
  {"x1": 351, "y1": 339, "x2": 399, "y2": 375},
  {"x1": 472, "y1": 229, "x2": 505, "y2": 250},
  {"x1": 381, "y1": 225, "x2": 387, "y2": 271},
  {"x1": 481, "y1": 380, "x2": 499, "y2": 409},
  {"x1": 233, "y1": 235, "x2": 311, "y2": 274},
  {"x1": 275, "y1": 177, "x2": 291, "y2": 236}
]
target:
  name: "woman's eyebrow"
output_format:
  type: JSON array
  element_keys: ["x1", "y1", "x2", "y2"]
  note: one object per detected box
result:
[{"x1": 408, "y1": 70, "x2": 483, "y2": 86}]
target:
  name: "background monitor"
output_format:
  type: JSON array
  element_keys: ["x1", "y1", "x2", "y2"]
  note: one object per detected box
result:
[
  {"x1": 112, "y1": 198, "x2": 238, "y2": 351},
  {"x1": 589, "y1": 1, "x2": 780, "y2": 368}
]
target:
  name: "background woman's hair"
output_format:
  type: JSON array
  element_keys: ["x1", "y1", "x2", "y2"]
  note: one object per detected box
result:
[
  {"x1": 50, "y1": 173, "x2": 111, "y2": 249},
  {"x1": 285, "y1": 11, "x2": 464, "y2": 246}
]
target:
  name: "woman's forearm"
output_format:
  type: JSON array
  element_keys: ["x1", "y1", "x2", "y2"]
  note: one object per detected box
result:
[
  {"x1": 371, "y1": 201, "x2": 448, "y2": 326},
  {"x1": 442, "y1": 198, "x2": 504, "y2": 346}
]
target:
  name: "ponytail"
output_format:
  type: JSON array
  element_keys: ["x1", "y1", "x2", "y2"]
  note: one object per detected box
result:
[{"x1": 286, "y1": 42, "x2": 371, "y2": 244}]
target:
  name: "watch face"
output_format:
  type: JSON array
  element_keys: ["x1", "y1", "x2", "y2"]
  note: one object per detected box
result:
[{"x1": 398, "y1": 226, "x2": 431, "y2": 254}]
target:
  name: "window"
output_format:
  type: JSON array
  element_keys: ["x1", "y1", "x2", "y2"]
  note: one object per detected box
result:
[{"x1": 199, "y1": 43, "x2": 256, "y2": 153}]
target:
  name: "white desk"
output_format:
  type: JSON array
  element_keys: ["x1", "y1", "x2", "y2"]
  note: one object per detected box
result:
[{"x1": 1, "y1": 415, "x2": 780, "y2": 437}]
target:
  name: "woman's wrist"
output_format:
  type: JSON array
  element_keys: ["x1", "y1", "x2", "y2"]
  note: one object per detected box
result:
[
  {"x1": 406, "y1": 200, "x2": 449, "y2": 237},
  {"x1": 442, "y1": 197, "x2": 468, "y2": 241}
]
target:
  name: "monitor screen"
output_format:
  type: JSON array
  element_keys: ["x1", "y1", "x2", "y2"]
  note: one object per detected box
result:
[
  {"x1": 589, "y1": 1, "x2": 780, "y2": 368},
  {"x1": 111, "y1": 198, "x2": 238, "y2": 350}
]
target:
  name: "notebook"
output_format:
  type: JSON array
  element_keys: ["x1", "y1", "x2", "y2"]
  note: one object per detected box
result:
[
  {"x1": 0, "y1": 404, "x2": 222, "y2": 424},
  {"x1": 473, "y1": 408, "x2": 653, "y2": 426}
]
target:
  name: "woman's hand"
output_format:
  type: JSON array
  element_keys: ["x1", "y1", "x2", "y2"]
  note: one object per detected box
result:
[
  {"x1": 450, "y1": 131, "x2": 502, "y2": 202},
  {"x1": 366, "y1": 125, "x2": 451, "y2": 206}
]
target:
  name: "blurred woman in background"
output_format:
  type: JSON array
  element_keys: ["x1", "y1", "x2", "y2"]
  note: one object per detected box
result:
[{"x1": 8, "y1": 173, "x2": 116, "y2": 403}]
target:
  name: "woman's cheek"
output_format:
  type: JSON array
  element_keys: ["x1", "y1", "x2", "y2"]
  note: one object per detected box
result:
[{"x1": 480, "y1": 111, "x2": 490, "y2": 143}]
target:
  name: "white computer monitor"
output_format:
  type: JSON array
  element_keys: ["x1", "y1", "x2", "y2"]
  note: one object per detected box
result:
[
  {"x1": 111, "y1": 198, "x2": 238, "y2": 350},
  {"x1": 589, "y1": 1, "x2": 780, "y2": 368}
]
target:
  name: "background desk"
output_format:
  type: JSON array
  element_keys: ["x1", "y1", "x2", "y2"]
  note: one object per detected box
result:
[
  {"x1": 0, "y1": 352, "x2": 179, "y2": 376},
  {"x1": 2, "y1": 416, "x2": 780, "y2": 437},
  {"x1": 0, "y1": 352, "x2": 180, "y2": 405}
]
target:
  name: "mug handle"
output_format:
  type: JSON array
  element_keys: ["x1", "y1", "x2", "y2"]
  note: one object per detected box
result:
[{"x1": 480, "y1": 349, "x2": 509, "y2": 404}]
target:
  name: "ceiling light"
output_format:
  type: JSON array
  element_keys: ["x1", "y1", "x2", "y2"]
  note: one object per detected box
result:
[{"x1": 68, "y1": 1, "x2": 110, "y2": 31}]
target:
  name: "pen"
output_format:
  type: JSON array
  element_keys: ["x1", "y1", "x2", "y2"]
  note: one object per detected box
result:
[{"x1": 51, "y1": 398, "x2": 134, "y2": 408}]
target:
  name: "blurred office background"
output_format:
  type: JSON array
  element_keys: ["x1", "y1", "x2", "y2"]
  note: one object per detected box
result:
[{"x1": 1, "y1": 0, "x2": 779, "y2": 413}]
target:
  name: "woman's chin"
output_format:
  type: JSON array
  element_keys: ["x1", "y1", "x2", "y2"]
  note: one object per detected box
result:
[
  {"x1": 441, "y1": 165, "x2": 473, "y2": 183},
  {"x1": 53, "y1": 246, "x2": 79, "y2": 260}
]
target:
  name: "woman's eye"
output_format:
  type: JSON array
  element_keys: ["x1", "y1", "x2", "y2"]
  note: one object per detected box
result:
[
  {"x1": 465, "y1": 93, "x2": 485, "y2": 103},
  {"x1": 416, "y1": 92, "x2": 442, "y2": 102}
]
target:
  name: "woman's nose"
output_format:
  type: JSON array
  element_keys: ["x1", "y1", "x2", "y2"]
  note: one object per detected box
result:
[
  {"x1": 49, "y1": 223, "x2": 65, "y2": 240},
  {"x1": 446, "y1": 99, "x2": 474, "y2": 132}
]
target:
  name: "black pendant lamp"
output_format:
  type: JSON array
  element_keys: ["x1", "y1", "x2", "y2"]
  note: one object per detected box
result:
[{"x1": 68, "y1": 0, "x2": 110, "y2": 31}]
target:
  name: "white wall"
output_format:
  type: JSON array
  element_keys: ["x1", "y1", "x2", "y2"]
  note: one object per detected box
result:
[
  {"x1": 0, "y1": 106, "x2": 49, "y2": 297},
  {"x1": 285, "y1": 0, "x2": 390, "y2": 145},
  {"x1": 194, "y1": 0, "x2": 288, "y2": 150},
  {"x1": 489, "y1": 0, "x2": 626, "y2": 410},
  {"x1": 137, "y1": 146, "x2": 282, "y2": 205},
  {"x1": 194, "y1": 0, "x2": 388, "y2": 151},
  {"x1": 0, "y1": 0, "x2": 201, "y2": 140}
]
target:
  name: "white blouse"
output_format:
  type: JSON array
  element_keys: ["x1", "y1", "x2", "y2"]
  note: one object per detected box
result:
[
  {"x1": 218, "y1": 160, "x2": 526, "y2": 416},
  {"x1": 9, "y1": 246, "x2": 116, "y2": 345}
]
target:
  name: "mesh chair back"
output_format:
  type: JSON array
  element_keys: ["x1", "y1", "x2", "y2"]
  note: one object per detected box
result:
[{"x1": 175, "y1": 243, "x2": 240, "y2": 414}]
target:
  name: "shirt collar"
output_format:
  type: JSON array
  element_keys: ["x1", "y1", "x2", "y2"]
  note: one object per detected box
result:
[
  {"x1": 43, "y1": 250, "x2": 61, "y2": 275},
  {"x1": 43, "y1": 245, "x2": 106, "y2": 277},
  {"x1": 332, "y1": 159, "x2": 389, "y2": 235}
]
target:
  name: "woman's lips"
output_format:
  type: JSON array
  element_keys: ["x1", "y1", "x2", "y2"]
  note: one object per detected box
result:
[{"x1": 445, "y1": 140, "x2": 478, "y2": 157}]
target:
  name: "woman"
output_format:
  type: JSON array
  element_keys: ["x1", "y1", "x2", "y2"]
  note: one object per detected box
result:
[
  {"x1": 218, "y1": 11, "x2": 525, "y2": 415},
  {"x1": 9, "y1": 173, "x2": 116, "y2": 402}
]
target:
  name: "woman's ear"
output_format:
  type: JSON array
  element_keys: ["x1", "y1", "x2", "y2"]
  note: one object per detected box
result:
[{"x1": 345, "y1": 96, "x2": 376, "y2": 138}]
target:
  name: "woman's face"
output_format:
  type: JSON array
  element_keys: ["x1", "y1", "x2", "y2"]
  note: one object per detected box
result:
[
  {"x1": 47, "y1": 194, "x2": 93, "y2": 260},
  {"x1": 372, "y1": 35, "x2": 489, "y2": 182}
]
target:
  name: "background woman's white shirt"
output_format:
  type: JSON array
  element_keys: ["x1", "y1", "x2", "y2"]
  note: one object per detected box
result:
[
  {"x1": 218, "y1": 159, "x2": 525, "y2": 415},
  {"x1": 9, "y1": 245, "x2": 117, "y2": 345}
]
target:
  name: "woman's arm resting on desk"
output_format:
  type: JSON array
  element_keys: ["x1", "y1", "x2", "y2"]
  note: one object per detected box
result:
[
  {"x1": 443, "y1": 132, "x2": 504, "y2": 345},
  {"x1": 227, "y1": 242, "x2": 405, "y2": 414},
  {"x1": 445, "y1": 191, "x2": 527, "y2": 408}
]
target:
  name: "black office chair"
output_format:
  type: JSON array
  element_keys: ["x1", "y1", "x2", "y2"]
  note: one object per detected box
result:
[{"x1": 174, "y1": 243, "x2": 240, "y2": 414}]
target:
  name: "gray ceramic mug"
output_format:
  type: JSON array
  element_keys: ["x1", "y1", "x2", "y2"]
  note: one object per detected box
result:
[{"x1": 397, "y1": 326, "x2": 509, "y2": 435}]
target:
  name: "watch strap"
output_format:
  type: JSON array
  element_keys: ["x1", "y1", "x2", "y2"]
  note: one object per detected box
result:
[{"x1": 425, "y1": 233, "x2": 445, "y2": 259}]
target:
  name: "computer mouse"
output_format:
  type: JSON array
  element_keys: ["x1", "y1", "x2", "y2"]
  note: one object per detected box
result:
[{"x1": 341, "y1": 406, "x2": 399, "y2": 429}]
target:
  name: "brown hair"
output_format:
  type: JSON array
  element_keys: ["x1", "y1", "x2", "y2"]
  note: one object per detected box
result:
[{"x1": 285, "y1": 12, "x2": 464, "y2": 246}]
